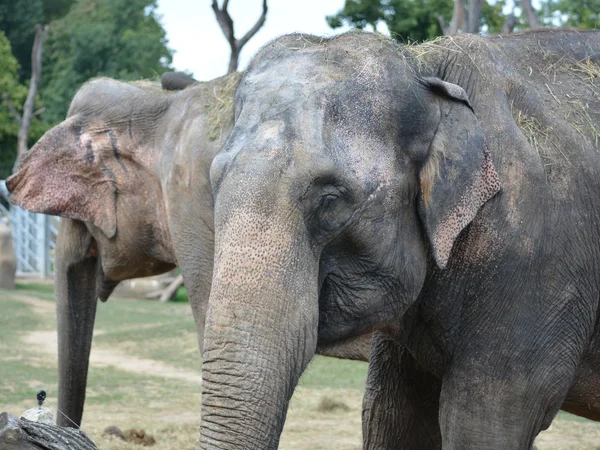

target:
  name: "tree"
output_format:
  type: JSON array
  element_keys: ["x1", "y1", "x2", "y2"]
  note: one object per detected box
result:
[
  {"x1": 542, "y1": 0, "x2": 600, "y2": 28},
  {"x1": 327, "y1": 0, "x2": 452, "y2": 41},
  {"x1": 4, "y1": 24, "x2": 48, "y2": 170},
  {"x1": 326, "y1": 0, "x2": 516, "y2": 41},
  {"x1": 40, "y1": 0, "x2": 173, "y2": 124},
  {"x1": 212, "y1": 0, "x2": 268, "y2": 73},
  {"x1": 0, "y1": 0, "x2": 74, "y2": 82},
  {"x1": 0, "y1": 30, "x2": 46, "y2": 178}
]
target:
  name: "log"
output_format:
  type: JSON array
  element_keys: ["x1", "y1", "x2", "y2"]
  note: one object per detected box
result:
[
  {"x1": 159, "y1": 274, "x2": 184, "y2": 302},
  {"x1": 0, "y1": 412, "x2": 98, "y2": 450}
]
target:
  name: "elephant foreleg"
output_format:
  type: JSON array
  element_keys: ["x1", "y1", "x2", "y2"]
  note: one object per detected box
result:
[{"x1": 362, "y1": 332, "x2": 442, "y2": 450}]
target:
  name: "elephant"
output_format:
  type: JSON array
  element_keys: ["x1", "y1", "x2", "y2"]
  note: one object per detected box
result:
[
  {"x1": 195, "y1": 29, "x2": 600, "y2": 449},
  {"x1": 6, "y1": 71, "x2": 240, "y2": 427},
  {"x1": 5, "y1": 70, "x2": 371, "y2": 429}
]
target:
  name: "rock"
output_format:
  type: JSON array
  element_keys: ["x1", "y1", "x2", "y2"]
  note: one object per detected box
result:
[
  {"x1": 123, "y1": 428, "x2": 156, "y2": 446},
  {"x1": 0, "y1": 217, "x2": 16, "y2": 290},
  {"x1": 20, "y1": 407, "x2": 54, "y2": 425},
  {"x1": 1, "y1": 412, "x2": 98, "y2": 450},
  {"x1": 103, "y1": 425, "x2": 126, "y2": 440}
]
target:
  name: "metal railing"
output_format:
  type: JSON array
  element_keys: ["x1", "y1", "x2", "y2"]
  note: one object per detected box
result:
[{"x1": 0, "y1": 180, "x2": 59, "y2": 279}]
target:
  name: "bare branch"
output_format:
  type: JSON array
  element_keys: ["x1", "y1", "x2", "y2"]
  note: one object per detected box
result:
[
  {"x1": 521, "y1": 0, "x2": 542, "y2": 29},
  {"x1": 13, "y1": 23, "x2": 48, "y2": 172},
  {"x1": 33, "y1": 106, "x2": 45, "y2": 117},
  {"x1": 237, "y1": 0, "x2": 268, "y2": 49},
  {"x1": 211, "y1": 0, "x2": 235, "y2": 46},
  {"x1": 2, "y1": 92, "x2": 22, "y2": 125},
  {"x1": 211, "y1": 0, "x2": 269, "y2": 73},
  {"x1": 501, "y1": 13, "x2": 518, "y2": 34}
]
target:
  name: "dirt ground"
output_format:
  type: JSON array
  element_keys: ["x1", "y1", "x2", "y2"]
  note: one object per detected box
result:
[{"x1": 3, "y1": 287, "x2": 600, "y2": 449}]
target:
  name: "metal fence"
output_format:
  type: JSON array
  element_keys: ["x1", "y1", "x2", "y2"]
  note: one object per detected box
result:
[{"x1": 0, "y1": 180, "x2": 59, "y2": 279}]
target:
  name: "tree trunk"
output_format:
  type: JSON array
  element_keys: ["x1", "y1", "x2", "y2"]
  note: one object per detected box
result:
[
  {"x1": 448, "y1": 0, "x2": 467, "y2": 34},
  {"x1": 521, "y1": 0, "x2": 541, "y2": 28},
  {"x1": 0, "y1": 412, "x2": 98, "y2": 450},
  {"x1": 12, "y1": 24, "x2": 49, "y2": 173},
  {"x1": 468, "y1": 0, "x2": 483, "y2": 33},
  {"x1": 501, "y1": 13, "x2": 518, "y2": 34},
  {"x1": 228, "y1": 46, "x2": 240, "y2": 74}
]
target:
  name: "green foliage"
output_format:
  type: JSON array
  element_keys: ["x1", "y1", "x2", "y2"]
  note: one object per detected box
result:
[
  {"x1": 542, "y1": 0, "x2": 600, "y2": 28},
  {"x1": 0, "y1": 0, "x2": 44, "y2": 81},
  {"x1": 481, "y1": 0, "x2": 510, "y2": 34},
  {"x1": 0, "y1": 0, "x2": 73, "y2": 82},
  {"x1": 41, "y1": 0, "x2": 173, "y2": 123},
  {"x1": 327, "y1": 0, "x2": 454, "y2": 42},
  {"x1": 0, "y1": 31, "x2": 33, "y2": 177},
  {"x1": 327, "y1": 0, "x2": 599, "y2": 41}
]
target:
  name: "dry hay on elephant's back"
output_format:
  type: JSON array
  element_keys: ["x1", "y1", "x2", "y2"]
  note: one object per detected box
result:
[
  {"x1": 204, "y1": 71, "x2": 242, "y2": 141},
  {"x1": 511, "y1": 104, "x2": 554, "y2": 150},
  {"x1": 128, "y1": 78, "x2": 165, "y2": 93},
  {"x1": 562, "y1": 58, "x2": 600, "y2": 147}
]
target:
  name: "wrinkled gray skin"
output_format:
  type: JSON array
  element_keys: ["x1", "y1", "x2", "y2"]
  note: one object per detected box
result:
[
  {"x1": 202, "y1": 30, "x2": 600, "y2": 449},
  {"x1": 5, "y1": 71, "x2": 371, "y2": 429},
  {"x1": 6, "y1": 73, "x2": 238, "y2": 427}
]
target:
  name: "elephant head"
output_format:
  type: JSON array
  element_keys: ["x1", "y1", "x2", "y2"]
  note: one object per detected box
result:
[
  {"x1": 201, "y1": 32, "x2": 500, "y2": 448},
  {"x1": 6, "y1": 78, "x2": 181, "y2": 426}
]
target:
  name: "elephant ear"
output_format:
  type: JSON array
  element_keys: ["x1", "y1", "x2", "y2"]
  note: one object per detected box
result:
[
  {"x1": 417, "y1": 77, "x2": 501, "y2": 269},
  {"x1": 6, "y1": 116, "x2": 118, "y2": 238}
]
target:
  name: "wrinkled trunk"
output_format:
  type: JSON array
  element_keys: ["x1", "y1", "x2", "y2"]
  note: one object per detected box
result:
[
  {"x1": 55, "y1": 219, "x2": 98, "y2": 427},
  {"x1": 200, "y1": 207, "x2": 319, "y2": 449}
]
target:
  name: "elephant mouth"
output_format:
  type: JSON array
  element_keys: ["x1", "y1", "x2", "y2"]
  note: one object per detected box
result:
[{"x1": 96, "y1": 266, "x2": 119, "y2": 302}]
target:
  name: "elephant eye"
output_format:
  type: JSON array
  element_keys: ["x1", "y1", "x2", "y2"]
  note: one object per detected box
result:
[
  {"x1": 319, "y1": 193, "x2": 339, "y2": 209},
  {"x1": 314, "y1": 190, "x2": 349, "y2": 233}
]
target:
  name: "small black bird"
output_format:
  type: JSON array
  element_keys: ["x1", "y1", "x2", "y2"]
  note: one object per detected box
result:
[{"x1": 37, "y1": 390, "x2": 46, "y2": 407}]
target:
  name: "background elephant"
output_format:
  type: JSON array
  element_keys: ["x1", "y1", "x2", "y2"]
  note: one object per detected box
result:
[
  {"x1": 197, "y1": 29, "x2": 600, "y2": 449},
  {"x1": 6, "y1": 71, "x2": 239, "y2": 427}
]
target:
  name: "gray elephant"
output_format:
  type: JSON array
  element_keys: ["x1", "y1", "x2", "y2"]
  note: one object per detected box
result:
[
  {"x1": 5, "y1": 70, "x2": 370, "y2": 429},
  {"x1": 193, "y1": 29, "x2": 600, "y2": 449},
  {"x1": 6, "y1": 71, "x2": 239, "y2": 427}
]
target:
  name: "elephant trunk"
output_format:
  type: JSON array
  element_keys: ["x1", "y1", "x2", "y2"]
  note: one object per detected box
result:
[
  {"x1": 55, "y1": 219, "x2": 98, "y2": 427},
  {"x1": 200, "y1": 206, "x2": 319, "y2": 449}
]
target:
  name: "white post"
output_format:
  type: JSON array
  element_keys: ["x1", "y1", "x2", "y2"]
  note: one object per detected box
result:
[{"x1": 37, "y1": 213, "x2": 48, "y2": 279}]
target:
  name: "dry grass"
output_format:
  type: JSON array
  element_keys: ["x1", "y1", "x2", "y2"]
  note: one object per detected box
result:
[
  {"x1": 205, "y1": 72, "x2": 241, "y2": 141},
  {"x1": 4, "y1": 286, "x2": 600, "y2": 449},
  {"x1": 316, "y1": 395, "x2": 351, "y2": 413}
]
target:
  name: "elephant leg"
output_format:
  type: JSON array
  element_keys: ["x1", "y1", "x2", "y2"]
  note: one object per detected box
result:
[
  {"x1": 55, "y1": 219, "x2": 98, "y2": 427},
  {"x1": 175, "y1": 250, "x2": 213, "y2": 356},
  {"x1": 561, "y1": 326, "x2": 600, "y2": 421},
  {"x1": 439, "y1": 350, "x2": 577, "y2": 449},
  {"x1": 363, "y1": 332, "x2": 442, "y2": 450}
]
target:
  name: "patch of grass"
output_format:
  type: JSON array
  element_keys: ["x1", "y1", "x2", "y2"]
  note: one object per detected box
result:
[
  {"x1": 15, "y1": 282, "x2": 55, "y2": 296},
  {"x1": 300, "y1": 356, "x2": 367, "y2": 390},
  {"x1": 316, "y1": 395, "x2": 350, "y2": 412},
  {"x1": 4, "y1": 286, "x2": 600, "y2": 449}
]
